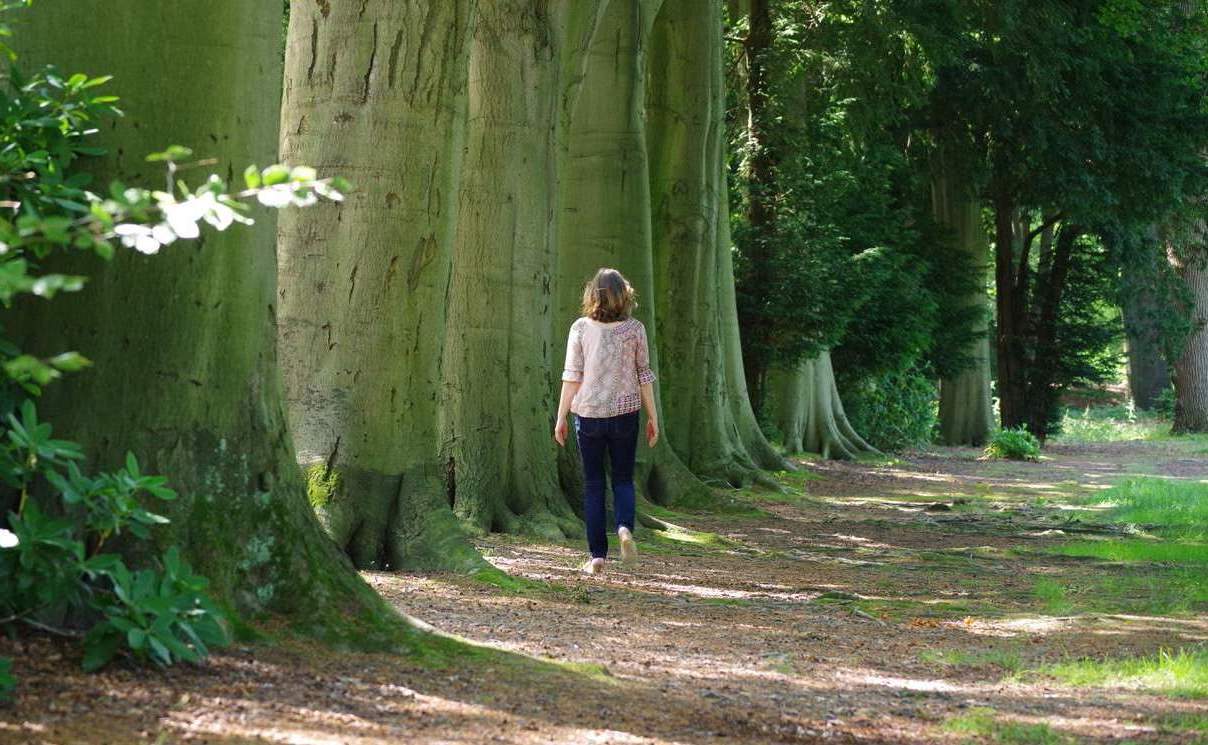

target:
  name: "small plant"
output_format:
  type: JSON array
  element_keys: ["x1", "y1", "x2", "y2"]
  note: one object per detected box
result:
[{"x1": 985, "y1": 426, "x2": 1041, "y2": 461}]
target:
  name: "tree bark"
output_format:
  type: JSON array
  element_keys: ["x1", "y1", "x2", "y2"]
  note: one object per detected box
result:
[
  {"x1": 440, "y1": 0, "x2": 580, "y2": 539},
  {"x1": 767, "y1": 352, "x2": 877, "y2": 459},
  {"x1": 12, "y1": 0, "x2": 400, "y2": 630},
  {"x1": 1025, "y1": 223, "x2": 1081, "y2": 438},
  {"x1": 1122, "y1": 286, "x2": 1171, "y2": 411},
  {"x1": 647, "y1": 0, "x2": 788, "y2": 485},
  {"x1": 737, "y1": 0, "x2": 776, "y2": 411},
  {"x1": 1170, "y1": 218, "x2": 1208, "y2": 433},
  {"x1": 993, "y1": 192, "x2": 1027, "y2": 430},
  {"x1": 933, "y1": 162, "x2": 993, "y2": 446},
  {"x1": 277, "y1": 0, "x2": 486, "y2": 571}
]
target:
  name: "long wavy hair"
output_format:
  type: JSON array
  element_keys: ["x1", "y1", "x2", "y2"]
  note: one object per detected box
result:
[{"x1": 580, "y1": 267, "x2": 637, "y2": 322}]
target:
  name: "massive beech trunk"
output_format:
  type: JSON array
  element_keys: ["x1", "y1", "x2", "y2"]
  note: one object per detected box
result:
[
  {"x1": 1122, "y1": 287, "x2": 1171, "y2": 411},
  {"x1": 932, "y1": 164, "x2": 993, "y2": 446},
  {"x1": 13, "y1": 1, "x2": 396, "y2": 627},
  {"x1": 767, "y1": 352, "x2": 876, "y2": 459},
  {"x1": 277, "y1": 1, "x2": 486, "y2": 571},
  {"x1": 441, "y1": 0, "x2": 581, "y2": 539},
  {"x1": 647, "y1": 0, "x2": 788, "y2": 484},
  {"x1": 1170, "y1": 220, "x2": 1208, "y2": 433}
]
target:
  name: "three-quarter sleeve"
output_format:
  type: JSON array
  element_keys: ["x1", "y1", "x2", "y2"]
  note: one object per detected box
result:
[
  {"x1": 562, "y1": 321, "x2": 584, "y2": 382},
  {"x1": 636, "y1": 322, "x2": 656, "y2": 385}
]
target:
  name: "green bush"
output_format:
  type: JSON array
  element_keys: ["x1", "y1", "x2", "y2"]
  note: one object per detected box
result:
[
  {"x1": 985, "y1": 426, "x2": 1041, "y2": 461},
  {"x1": 843, "y1": 365, "x2": 938, "y2": 452}
]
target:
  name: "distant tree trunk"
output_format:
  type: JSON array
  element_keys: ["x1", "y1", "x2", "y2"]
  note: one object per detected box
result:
[
  {"x1": 768, "y1": 353, "x2": 877, "y2": 459},
  {"x1": 1025, "y1": 223, "x2": 1081, "y2": 437},
  {"x1": 933, "y1": 160, "x2": 993, "y2": 446},
  {"x1": 1170, "y1": 219, "x2": 1208, "y2": 433},
  {"x1": 1122, "y1": 288, "x2": 1171, "y2": 411},
  {"x1": 277, "y1": 1, "x2": 486, "y2": 571},
  {"x1": 737, "y1": 0, "x2": 776, "y2": 411},
  {"x1": 12, "y1": 0, "x2": 398, "y2": 628},
  {"x1": 993, "y1": 192, "x2": 1028, "y2": 430},
  {"x1": 647, "y1": 0, "x2": 788, "y2": 485}
]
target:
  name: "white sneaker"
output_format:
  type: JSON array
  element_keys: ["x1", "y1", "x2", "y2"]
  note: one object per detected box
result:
[
  {"x1": 618, "y1": 527, "x2": 638, "y2": 563},
  {"x1": 583, "y1": 557, "x2": 605, "y2": 575}
]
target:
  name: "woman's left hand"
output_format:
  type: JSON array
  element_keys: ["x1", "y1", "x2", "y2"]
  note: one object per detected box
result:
[{"x1": 554, "y1": 417, "x2": 568, "y2": 446}]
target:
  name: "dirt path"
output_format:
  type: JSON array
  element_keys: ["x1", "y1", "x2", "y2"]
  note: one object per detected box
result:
[{"x1": 2, "y1": 441, "x2": 1205, "y2": 744}]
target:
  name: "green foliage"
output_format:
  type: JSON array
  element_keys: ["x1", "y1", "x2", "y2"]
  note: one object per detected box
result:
[
  {"x1": 0, "y1": 402, "x2": 230, "y2": 672},
  {"x1": 727, "y1": 0, "x2": 983, "y2": 410},
  {"x1": 985, "y1": 427, "x2": 1041, "y2": 461},
  {"x1": 0, "y1": 656, "x2": 11, "y2": 702},
  {"x1": 842, "y1": 364, "x2": 937, "y2": 451}
]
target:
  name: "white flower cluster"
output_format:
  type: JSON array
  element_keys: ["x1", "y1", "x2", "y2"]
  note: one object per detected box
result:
[{"x1": 0, "y1": 527, "x2": 17, "y2": 548}]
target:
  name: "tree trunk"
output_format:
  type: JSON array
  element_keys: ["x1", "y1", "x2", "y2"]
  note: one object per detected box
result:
[
  {"x1": 737, "y1": 0, "x2": 776, "y2": 411},
  {"x1": 1171, "y1": 219, "x2": 1208, "y2": 433},
  {"x1": 552, "y1": 0, "x2": 722, "y2": 504},
  {"x1": 647, "y1": 0, "x2": 788, "y2": 485},
  {"x1": 12, "y1": 0, "x2": 399, "y2": 630},
  {"x1": 932, "y1": 163, "x2": 993, "y2": 446},
  {"x1": 277, "y1": 1, "x2": 486, "y2": 571},
  {"x1": 440, "y1": 0, "x2": 580, "y2": 539},
  {"x1": 993, "y1": 193, "x2": 1027, "y2": 430},
  {"x1": 767, "y1": 353, "x2": 877, "y2": 460},
  {"x1": 1025, "y1": 223, "x2": 1081, "y2": 438},
  {"x1": 1122, "y1": 287, "x2": 1171, "y2": 411}
]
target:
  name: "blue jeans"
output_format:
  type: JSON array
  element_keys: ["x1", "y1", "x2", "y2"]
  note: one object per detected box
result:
[{"x1": 575, "y1": 411, "x2": 638, "y2": 559}]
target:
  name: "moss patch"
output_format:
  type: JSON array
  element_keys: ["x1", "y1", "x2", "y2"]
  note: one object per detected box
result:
[{"x1": 304, "y1": 463, "x2": 342, "y2": 511}]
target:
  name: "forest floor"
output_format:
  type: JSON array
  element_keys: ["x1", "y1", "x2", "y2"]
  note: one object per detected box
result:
[{"x1": 2, "y1": 432, "x2": 1206, "y2": 744}]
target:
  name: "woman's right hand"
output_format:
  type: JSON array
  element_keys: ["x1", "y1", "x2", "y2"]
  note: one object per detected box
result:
[
  {"x1": 646, "y1": 417, "x2": 659, "y2": 448},
  {"x1": 554, "y1": 416, "x2": 568, "y2": 446}
]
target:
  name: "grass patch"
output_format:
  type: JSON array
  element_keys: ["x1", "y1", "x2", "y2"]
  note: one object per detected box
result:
[
  {"x1": 942, "y1": 708, "x2": 1070, "y2": 744},
  {"x1": 1077, "y1": 478, "x2": 1208, "y2": 542},
  {"x1": 1054, "y1": 539, "x2": 1208, "y2": 564},
  {"x1": 1022, "y1": 647, "x2": 1208, "y2": 699},
  {"x1": 1051, "y1": 405, "x2": 1169, "y2": 444},
  {"x1": 919, "y1": 647, "x2": 1022, "y2": 672},
  {"x1": 1032, "y1": 578, "x2": 1072, "y2": 614}
]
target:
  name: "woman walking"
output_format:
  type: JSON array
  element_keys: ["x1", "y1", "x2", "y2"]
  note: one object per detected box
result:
[{"x1": 553, "y1": 268, "x2": 659, "y2": 575}]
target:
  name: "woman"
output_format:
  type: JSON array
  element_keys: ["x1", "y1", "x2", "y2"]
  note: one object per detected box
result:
[{"x1": 553, "y1": 268, "x2": 660, "y2": 575}]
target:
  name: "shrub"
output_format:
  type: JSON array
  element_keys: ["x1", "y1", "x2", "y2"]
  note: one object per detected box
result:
[
  {"x1": 985, "y1": 426, "x2": 1041, "y2": 461},
  {"x1": 842, "y1": 365, "x2": 938, "y2": 452}
]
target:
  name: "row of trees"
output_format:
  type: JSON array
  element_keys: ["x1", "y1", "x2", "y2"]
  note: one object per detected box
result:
[
  {"x1": 5, "y1": 0, "x2": 1206, "y2": 642},
  {"x1": 727, "y1": 0, "x2": 1208, "y2": 447},
  {"x1": 10, "y1": 0, "x2": 795, "y2": 630}
]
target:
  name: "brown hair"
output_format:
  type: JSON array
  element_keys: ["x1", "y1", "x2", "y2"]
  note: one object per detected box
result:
[{"x1": 580, "y1": 267, "x2": 636, "y2": 322}]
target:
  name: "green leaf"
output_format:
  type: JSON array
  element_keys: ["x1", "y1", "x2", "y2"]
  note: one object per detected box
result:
[
  {"x1": 126, "y1": 626, "x2": 146, "y2": 651},
  {"x1": 82, "y1": 627, "x2": 121, "y2": 672},
  {"x1": 47, "y1": 351, "x2": 91, "y2": 372},
  {"x1": 260, "y1": 164, "x2": 290, "y2": 186},
  {"x1": 243, "y1": 165, "x2": 261, "y2": 190},
  {"x1": 145, "y1": 145, "x2": 193, "y2": 163}
]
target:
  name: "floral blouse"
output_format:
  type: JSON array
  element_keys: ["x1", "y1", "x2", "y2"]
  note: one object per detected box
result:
[{"x1": 561, "y1": 317, "x2": 657, "y2": 417}]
